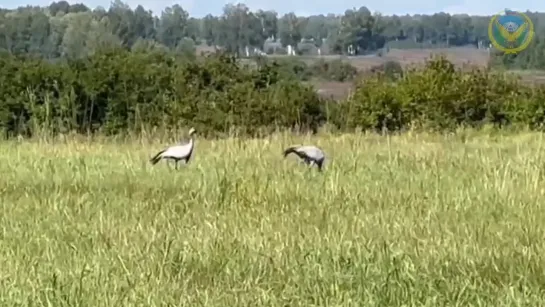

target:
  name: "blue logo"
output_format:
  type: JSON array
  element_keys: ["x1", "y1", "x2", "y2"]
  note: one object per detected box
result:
[{"x1": 488, "y1": 10, "x2": 534, "y2": 54}]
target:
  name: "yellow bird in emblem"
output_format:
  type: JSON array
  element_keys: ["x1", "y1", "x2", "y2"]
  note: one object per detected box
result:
[{"x1": 495, "y1": 18, "x2": 528, "y2": 43}]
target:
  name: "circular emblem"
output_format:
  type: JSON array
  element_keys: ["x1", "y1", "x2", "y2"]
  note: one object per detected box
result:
[{"x1": 488, "y1": 10, "x2": 534, "y2": 54}]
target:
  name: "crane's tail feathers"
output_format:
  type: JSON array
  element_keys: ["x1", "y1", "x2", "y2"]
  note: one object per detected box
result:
[{"x1": 149, "y1": 149, "x2": 166, "y2": 165}]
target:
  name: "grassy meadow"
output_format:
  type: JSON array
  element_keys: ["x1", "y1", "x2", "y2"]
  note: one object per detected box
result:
[{"x1": 1, "y1": 129, "x2": 545, "y2": 305}]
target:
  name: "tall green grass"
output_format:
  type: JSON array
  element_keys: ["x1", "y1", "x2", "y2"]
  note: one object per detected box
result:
[{"x1": 1, "y1": 130, "x2": 545, "y2": 306}]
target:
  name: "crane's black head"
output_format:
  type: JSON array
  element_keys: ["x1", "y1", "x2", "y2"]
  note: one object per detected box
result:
[
  {"x1": 283, "y1": 147, "x2": 296, "y2": 158},
  {"x1": 188, "y1": 127, "x2": 197, "y2": 136}
]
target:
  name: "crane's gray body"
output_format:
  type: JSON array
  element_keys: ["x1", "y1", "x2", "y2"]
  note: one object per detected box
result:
[
  {"x1": 150, "y1": 128, "x2": 197, "y2": 170},
  {"x1": 283, "y1": 145, "x2": 325, "y2": 171}
]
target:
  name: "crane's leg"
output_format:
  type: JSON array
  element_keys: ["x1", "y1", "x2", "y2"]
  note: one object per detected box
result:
[{"x1": 175, "y1": 160, "x2": 179, "y2": 170}]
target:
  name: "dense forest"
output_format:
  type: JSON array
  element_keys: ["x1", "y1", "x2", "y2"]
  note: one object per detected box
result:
[{"x1": 0, "y1": 1, "x2": 543, "y2": 69}]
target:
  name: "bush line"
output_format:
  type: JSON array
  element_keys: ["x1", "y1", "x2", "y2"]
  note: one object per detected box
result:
[{"x1": 0, "y1": 49, "x2": 543, "y2": 138}]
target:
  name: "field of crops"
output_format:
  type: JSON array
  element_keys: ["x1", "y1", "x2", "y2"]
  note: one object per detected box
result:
[{"x1": 1, "y1": 130, "x2": 545, "y2": 305}]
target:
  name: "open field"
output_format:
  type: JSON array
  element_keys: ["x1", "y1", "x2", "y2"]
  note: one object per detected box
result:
[
  {"x1": 285, "y1": 47, "x2": 492, "y2": 100},
  {"x1": 197, "y1": 45, "x2": 492, "y2": 70},
  {"x1": 198, "y1": 45, "x2": 545, "y2": 100},
  {"x1": 2, "y1": 130, "x2": 545, "y2": 305},
  {"x1": 509, "y1": 69, "x2": 545, "y2": 86},
  {"x1": 271, "y1": 47, "x2": 491, "y2": 70}
]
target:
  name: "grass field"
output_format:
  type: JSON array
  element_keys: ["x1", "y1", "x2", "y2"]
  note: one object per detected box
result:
[{"x1": 2, "y1": 130, "x2": 545, "y2": 305}]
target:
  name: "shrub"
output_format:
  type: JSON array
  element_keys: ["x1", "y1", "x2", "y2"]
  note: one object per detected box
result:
[
  {"x1": 0, "y1": 49, "x2": 330, "y2": 137},
  {"x1": 309, "y1": 59, "x2": 359, "y2": 82},
  {"x1": 4, "y1": 52, "x2": 545, "y2": 139},
  {"x1": 342, "y1": 55, "x2": 545, "y2": 132},
  {"x1": 254, "y1": 57, "x2": 312, "y2": 81},
  {"x1": 298, "y1": 43, "x2": 319, "y2": 56},
  {"x1": 369, "y1": 60, "x2": 403, "y2": 81}
]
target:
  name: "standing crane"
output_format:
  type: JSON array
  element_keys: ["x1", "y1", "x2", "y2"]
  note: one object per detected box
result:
[
  {"x1": 150, "y1": 127, "x2": 197, "y2": 170},
  {"x1": 283, "y1": 145, "x2": 326, "y2": 171}
]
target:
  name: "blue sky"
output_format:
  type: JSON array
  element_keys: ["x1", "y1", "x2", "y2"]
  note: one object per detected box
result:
[{"x1": 0, "y1": 0, "x2": 542, "y2": 18}]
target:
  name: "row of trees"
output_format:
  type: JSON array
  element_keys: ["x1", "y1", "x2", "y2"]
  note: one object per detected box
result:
[
  {"x1": 1, "y1": 1, "x2": 544, "y2": 68},
  {"x1": 1, "y1": 48, "x2": 544, "y2": 137}
]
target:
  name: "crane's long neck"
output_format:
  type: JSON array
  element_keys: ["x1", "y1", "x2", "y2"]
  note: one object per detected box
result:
[
  {"x1": 186, "y1": 135, "x2": 195, "y2": 161},
  {"x1": 181, "y1": 134, "x2": 195, "y2": 145}
]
